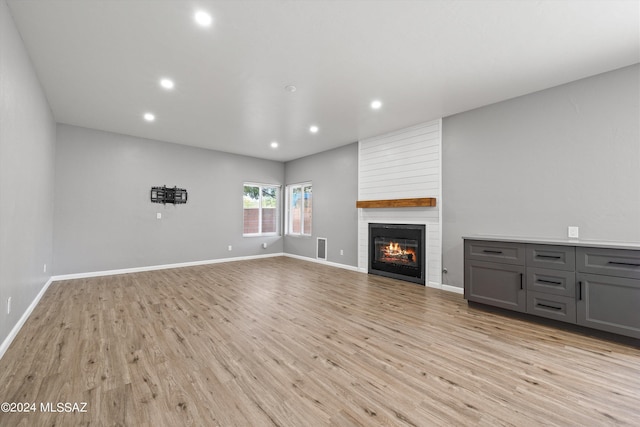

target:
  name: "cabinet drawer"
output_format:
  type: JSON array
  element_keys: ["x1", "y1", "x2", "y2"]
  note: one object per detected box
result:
[
  {"x1": 527, "y1": 268, "x2": 575, "y2": 297},
  {"x1": 465, "y1": 240, "x2": 525, "y2": 265},
  {"x1": 577, "y1": 247, "x2": 640, "y2": 280},
  {"x1": 527, "y1": 292, "x2": 576, "y2": 324},
  {"x1": 526, "y1": 245, "x2": 575, "y2": 271}
]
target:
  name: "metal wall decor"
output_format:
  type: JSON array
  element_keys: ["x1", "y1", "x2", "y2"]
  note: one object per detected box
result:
[{"x1": 150, "y1": 186, "x2": 188, "y2": 204}]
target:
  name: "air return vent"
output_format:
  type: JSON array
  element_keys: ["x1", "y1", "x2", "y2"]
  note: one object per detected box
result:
[{"x1": 317, "y1": 238, "x2": 327, "y2": 261}]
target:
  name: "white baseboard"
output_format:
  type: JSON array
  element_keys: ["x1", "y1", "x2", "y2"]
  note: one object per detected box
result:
[
  {"x1": 0, "y1": 277, "x2": 54, "y2": 361},
  {"x1": 51, "y1": 253, "x2": 285, "y2": 281},
  {"x1": 283, "y1": 253, "x2": 360, "y2": 272},
  {"x1": 1, "y1": 254, "x2": 462, "y2": 361},
  {"x1": 442, "y1": 284, "x2": 464, "y2": 294},
  {"x1": 428, "y1": 281, "x2": 464, "y2": 295},
  {"x1": 50, "y1": 253, "x2": 464, "y2": 297}
]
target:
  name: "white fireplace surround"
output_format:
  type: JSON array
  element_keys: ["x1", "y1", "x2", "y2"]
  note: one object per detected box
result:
[{"x1": 357, "y1": 119, "x2": 453, "y2": 292}]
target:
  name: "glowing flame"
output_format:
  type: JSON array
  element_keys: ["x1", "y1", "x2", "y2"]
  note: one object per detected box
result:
[
  {"x1": 387, "y1": 242, "x2": 403, "y2": 255},
  {"x1": 381, "y1": 241, "x2": 416, "y2": 264}
]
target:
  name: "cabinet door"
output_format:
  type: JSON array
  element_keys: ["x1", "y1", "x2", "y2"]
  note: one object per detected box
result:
[
  {"x1": 576, "y1": 273, "x2": 640, "y2": 339},
  {"x1": 465, "y1": 260, "x2": 526, "y2": 312}
]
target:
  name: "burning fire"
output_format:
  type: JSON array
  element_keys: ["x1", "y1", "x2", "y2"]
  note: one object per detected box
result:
[
  {"x1": 381, "y1": 241, "x2": 416, "y2": 263},
  {"x1": 386, "y1": 242, "x2": 404, "y2": 255}
]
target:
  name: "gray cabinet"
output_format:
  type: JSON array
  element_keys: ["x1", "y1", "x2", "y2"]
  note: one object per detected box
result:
[
  {"x1": 526, "y1": 268, "x2": 575, "y2": 297},
  {"x1": 527, "y1": 292, "x2": 576, "y2": 323},
  {"x1": 465, "y1": 240, "x2": 525, "y2": 265},
  {"x1": 465, "y1": 260, "x2": 525, "y2": 312},
  {"x1": 525, "y1": 244, "x2": 576, "y2": 324},
  {"x1": 464, "y1": 237, "x2": 640, "y2": 339},
  {"x1": 576, "y1": 247, "x2": 640, "y2": 338},
  {"x1": 576, "y1": 247, "x2": 640, "y2": 279},
  {"x1": 526, "y1": 244, "x2": 575, "y2": 271},
  {"x1": 464, "y1": 240, "x2": 526, "y2": 312}
]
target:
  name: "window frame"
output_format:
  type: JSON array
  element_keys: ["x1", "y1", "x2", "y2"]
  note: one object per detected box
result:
[
  {"x1": 285, "y1": 182, "x2": 312, "y2": 237},
  {"x1": 242, "y1": 183, "x2": 281, "y2": 237}
]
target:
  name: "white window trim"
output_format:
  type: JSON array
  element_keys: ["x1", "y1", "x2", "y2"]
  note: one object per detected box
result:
[
  {"x1": 285, "y1": 182, "x2": 312, "y2": 237},
  {"x1": 243, "y1": 183, "x2": 281, "y2": 237}
]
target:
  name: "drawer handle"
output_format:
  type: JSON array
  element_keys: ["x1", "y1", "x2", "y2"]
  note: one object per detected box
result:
[
  {"x1": 537, "y1": 279, "x2": 562, "y2": 286},
  {"x1": 607, "y1": 261, "x2": 640, "y2": 267},
  {"x1": 536, "y1": 255, "x2": 561, "y2": 260},
  {"x1": 536, "y1": 303, "x2": 562, "y2": 311},
  {"x1": 483, "y1": 250, "x2": 503, "y2": 254}
]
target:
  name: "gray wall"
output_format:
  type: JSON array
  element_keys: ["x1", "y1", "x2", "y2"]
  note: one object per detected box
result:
[
  {"x1": 54, "y1": 124, "x2": 284, "y2": 275},
  {"x1": 0, "y1": 0, "x2": 55, "y2": 345},
  {"x1": 284, "y1": 142, "x2": 358, "y2": 267},
  {"x1": 442, "y1": 64, "x2": 640, "y2": 289}
]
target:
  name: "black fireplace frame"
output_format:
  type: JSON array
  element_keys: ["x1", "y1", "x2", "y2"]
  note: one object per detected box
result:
[{"x1": 368, "y1": 223, "x2": 426, "y2": 285}]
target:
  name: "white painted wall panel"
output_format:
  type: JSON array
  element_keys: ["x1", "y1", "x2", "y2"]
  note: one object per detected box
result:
[{"x1": 357, "y1": 119, "x2": 443, "y2": 288}]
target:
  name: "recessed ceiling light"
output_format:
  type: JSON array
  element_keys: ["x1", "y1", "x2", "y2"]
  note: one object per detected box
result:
[
  {"x1": 160, "y1": 78, "x2": 174, "y2": 90},
  {"x1": 270, "y1": 141, "x2": 279, "y2": 148},
  {"x1": 284, "y1": 85, "x2": 297, "y2": 93},
  {"x1": 370, "y1": 100, "x2": 383, "y2": 110},
  {"x1": 309, "y1": 125, "x2": 319, "y2": 134},
  {"x1": 194, "y1": 10, "x2": 212, "y2": 27},
  {"x1": 143, "y1": 112, "x2": 155, "y2": 122}
]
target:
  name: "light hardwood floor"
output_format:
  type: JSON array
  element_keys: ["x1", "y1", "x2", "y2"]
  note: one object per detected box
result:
[{"x1": 0, "y1": 257, "x2": 639, "y2": 426}]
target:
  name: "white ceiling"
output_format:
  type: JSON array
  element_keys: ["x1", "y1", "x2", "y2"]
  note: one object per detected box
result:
[{"x1": 7, "y1": 0, "x2": 640, "y2": 162}]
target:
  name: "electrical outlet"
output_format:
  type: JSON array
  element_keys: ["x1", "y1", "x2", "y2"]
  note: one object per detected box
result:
[
  {"x1": 156, "y1": 212, "x2": 162, "y2": 220},
  {"x1": 228, "y1": 245, "x2": 232, "y2": 251},
  {"x1": 7, "y1": 297, "x2": 11, "y2": 315},
  {"x1": 568, "y1": 226, "x2": 579, "y2": 239},
  {"x1": 43, "y1": 264, "x2": 47, "y2": 273},
  {"x1": 262, "y1": 243, "x2": 267, "y2": 249},
  {"x1": 340, "y1": 249, "x2": 344, "y2": 256}
]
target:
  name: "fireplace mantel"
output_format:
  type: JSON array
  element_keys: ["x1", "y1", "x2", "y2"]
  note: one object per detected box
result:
[{"x1": 356, "y1": 198, "x2": 436, "y2": 209}]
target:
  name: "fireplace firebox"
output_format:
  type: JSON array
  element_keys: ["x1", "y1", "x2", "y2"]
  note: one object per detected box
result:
[{"x1": 368, "y1": 223, "x2": 425, "y2": 285}]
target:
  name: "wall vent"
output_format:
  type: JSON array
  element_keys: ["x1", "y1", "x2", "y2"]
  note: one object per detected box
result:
[{"x1": 317, "y1": 237, "x2": 327, "y2": 261}]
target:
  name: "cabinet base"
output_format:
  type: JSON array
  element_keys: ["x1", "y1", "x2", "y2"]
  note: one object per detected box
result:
[{"x1": 466, "y1": 301, "x2": 640, "y2": 348}]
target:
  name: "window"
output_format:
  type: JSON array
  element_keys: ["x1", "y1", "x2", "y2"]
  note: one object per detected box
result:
[
  {"x1": 286, "y1": 182, "x2": 312, "y2": 236},
  {"x1": 243, "y1": 184, "x2": 280, "y2": 236}
]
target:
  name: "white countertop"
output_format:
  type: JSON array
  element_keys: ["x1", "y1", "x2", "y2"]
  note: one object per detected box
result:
[{"x1": 462, "y1": 235, "x2": 640, "y2": 250}]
